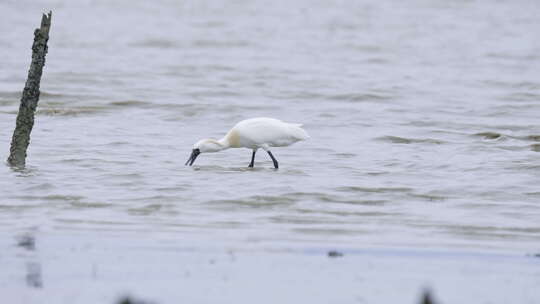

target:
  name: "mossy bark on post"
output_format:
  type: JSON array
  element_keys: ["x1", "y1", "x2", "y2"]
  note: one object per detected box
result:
[{"x1": 7, "y1": 11, "x2": 52, "y2": 167}]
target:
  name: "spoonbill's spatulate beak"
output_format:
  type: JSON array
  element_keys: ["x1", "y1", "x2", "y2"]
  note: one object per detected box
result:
[{"x1": 185, "y1": 148, "x2": 200, "y2": 166}]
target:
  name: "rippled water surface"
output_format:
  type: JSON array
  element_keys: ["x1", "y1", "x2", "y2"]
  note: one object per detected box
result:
[{"x1": 1, "y1": 0, "x2": 540, "y2": 303}]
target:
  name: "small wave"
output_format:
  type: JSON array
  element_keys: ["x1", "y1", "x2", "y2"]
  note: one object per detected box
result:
[
  {"x1": 24, "y1": 183, "x2": 55, "y2": 191},
  {"x1": 0, "y1": 110, "x2": 17, "y2": 114},
  {"x1": 409, "y1": 193, "x2": 447, "y2": 202},
  {"x1": 336, "y1": 186, "x2": 413, "y2": 193},
  {"x1": 203, "y1": 64, "x2": 236, "y2": 72},
  {"x1": 95, "y1": 141, "x2": 131, "y2": 147},
  {"x1": 162, "y1": 63, "x2": 236, "y2": 77},
  {"x1": 364, "y1": 57, "x2": 390, "y2": 65},
  {"x1": 155, "y1": 186, "x2": 189, "y2": 192},
  {"x1": 70, "y1": 201, "x2": 113, "y2": 209},
  {"x1": 375, "y1": 136, "x2": 445, "y2": 144},
  {"x1": 403, "y1": 120, "x2": 438, "y2": 127},
  {"x1": 54, "y1": 218, "x2": 137, "y2": 226},
  {"x1": 318, "y1": 113, "x2": 336, "y2": 118},
  {"x1": 128, "y1": 203, "x2": 168, "y2": 215},
  {"x1": 13, "y1": 194, "x2": 84, "y2": 202},
  {"x1": 192, "y1": 39, "x2": 251, "y2": 48},
  {"x1": 492, "y1": 124, "x2": 535, "y2": 131},
  {"x1": 497, "y1": 145, "x2": 528, "y2": 152},
  {"x1": 485, "y1": 52, "x2": 540, "y2": 61},
  {"x1": 192, "y1": 21, "x2": 226, "y2": 28},
  {"x1": 499, "y1": 92, "x2": 540, "y2": 102},
  {"x1": 129, "y1": 38, "x2": 178, "y2": 49},
  {"x1": 0, "y1": 91, "x2": 20, "y2": 107},
  {"x1": 273, "y1": 191, "x2": 383, "y2": 205},
  {"x1": 439, "y1": 224, "x2": 540, "y2": 237},
  {"x1": 191, "y1": 165, "x2": 275, "y2": 173},
  {"x1": 332, "y1": 153, "x2": 356, "y2": 158},
  {"x1": 100, "y1": 173, "x2": 143, "y2": 180},
  {"x1": 335, "y1": 199, "x2": 388, "y2": 206},
  {"x1": 37, "y1": 107, "x2": 105, "y2": 116},
  {"x1": 288, "y1": 192, "x2": 389, "y2": 205},
  {"x1": 483, "y1": 80, "x2": 540, "y2": 90},
  {"x1": 292, "y1": 227, "x2": 371, "y2": 235},
  {"x1": 523, "y1": 135, "x2": 540, "y2": 142},
  {"x1": 507, "y1": 163, "x2": 540, "y2": 170},
  {"x1": 7, "y1": 165, "x2": 38, "y2": 176},
  {"x1": 109, "y1": 100, "x2": 152, "y2": 107},
  {"x1": 283, "y1": 91, "x2": 394, "y2": 103},
  {"x1": 473, "y1": 132, "x2": 503, "y2": 140},
  {"x1": 40, "y1": 91, "x2": 68, "y2": 98},
  {"x1": 186, "y1": 90, "x2": 243, "y2": 99},
  {"x1": 0, "y1": 203, "x2": 42, "y2": 210},
  {"x1": 208, "y1": 195, "x2": 296, "y2": 208},
  {"x1": 0, "y1": 91, "x2": 21, "y2": 99},
  {"x1": 326, "y1": 92, "x2": 395, "y2": 102},
  {"x1": 344, "y1": 43, "x2": 383, "y2": 53},
  {"x1": 530, "y1": 144, "x2": 540, "y2": 152},
  {"x1": 61, "y1": 158, "x2": 96, "y2": 164}
]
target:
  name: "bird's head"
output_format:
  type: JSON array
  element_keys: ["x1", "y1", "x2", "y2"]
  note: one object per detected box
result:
[{"x1": 185, "y1": 139, "x2": 222, "y2": 166}]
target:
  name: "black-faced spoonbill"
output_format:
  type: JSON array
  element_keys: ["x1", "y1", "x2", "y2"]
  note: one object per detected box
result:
[{"x1": 185, "y1": 117, "x2": 309, "y2": 169}]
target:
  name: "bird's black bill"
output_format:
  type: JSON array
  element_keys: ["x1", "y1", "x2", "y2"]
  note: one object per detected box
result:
[{"x1": 185, "y1": 149, "x2": 200, "y2": 166}]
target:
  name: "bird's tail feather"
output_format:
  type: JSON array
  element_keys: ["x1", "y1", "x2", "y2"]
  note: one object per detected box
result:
[{"x1": 288, "y1": 124, "x2": 310, "y2": 140}]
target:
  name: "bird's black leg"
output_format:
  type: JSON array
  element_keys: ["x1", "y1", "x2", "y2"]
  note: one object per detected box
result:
[
  {"x1": 248, "y1": 150, "x2": 256, "y2": 168},
  {"x1": 267, "y1": 151, "x2": 279, "y2": 169}
]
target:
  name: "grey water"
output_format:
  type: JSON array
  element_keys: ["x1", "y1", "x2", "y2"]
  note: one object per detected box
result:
[{"x1": 1, "y1": 1, "x2": 540, "y2": 303}]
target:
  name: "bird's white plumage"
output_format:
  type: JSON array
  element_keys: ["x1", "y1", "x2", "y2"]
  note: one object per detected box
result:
[
  {"x1": 186, "y1": 117, "x2": 309, "y2": 168},
  {"x1": 226, "y1": 117, "x2": 309, "y2": 150}
]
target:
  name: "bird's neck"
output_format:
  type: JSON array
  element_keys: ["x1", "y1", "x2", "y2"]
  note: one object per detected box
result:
[
  {"x1": 215, "y1": 138, "x2": 231, "y2": 151},
  {"x1": 206, "y1": 131, "x2": 237, "y2": 152}
]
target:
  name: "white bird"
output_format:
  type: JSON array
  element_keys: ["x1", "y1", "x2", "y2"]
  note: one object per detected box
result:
[{"x1": 185, "y1": 117, "x2": 309, "y2": 169}]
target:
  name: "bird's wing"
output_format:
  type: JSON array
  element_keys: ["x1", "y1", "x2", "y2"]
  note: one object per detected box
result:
[{"x1": 235, "y1": 118, "x2": 308, "y2": 147}]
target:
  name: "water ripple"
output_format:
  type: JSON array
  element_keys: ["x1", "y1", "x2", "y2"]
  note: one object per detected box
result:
[{"x1": 375, "y1": 136, "x2": 445, "y2": 144}]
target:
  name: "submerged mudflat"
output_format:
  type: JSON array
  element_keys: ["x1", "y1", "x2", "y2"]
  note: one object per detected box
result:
[{"x1": 1, "y1": 0, "x2": 540, "y2": 303}]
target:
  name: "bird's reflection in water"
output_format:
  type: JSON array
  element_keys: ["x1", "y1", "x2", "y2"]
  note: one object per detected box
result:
[
  {"x1": 26, "y1": 262, "x2": 42, "y2": 288},
  {"x1": 16, "y1": 233, "x2": 42, "y2": 288}
]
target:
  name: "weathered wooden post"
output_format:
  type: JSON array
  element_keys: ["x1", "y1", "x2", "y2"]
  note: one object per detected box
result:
[{"x1": 7, "y1": 11, "x2": 52, "y2": 167}]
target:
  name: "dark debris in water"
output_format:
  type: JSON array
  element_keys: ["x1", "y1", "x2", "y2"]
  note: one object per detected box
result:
[
  {"x1": 327, "y1": 250, "x2": 344, "y2": 258},
  {"x1": 117, "y1": 296, "x2": 155, "y2": 304},
  {"x1": 420, "y1": 289, "x2": 437, "y2": 304},
  {"x1": 17, "y1": 234, "x2": 35, "y2": 251}
]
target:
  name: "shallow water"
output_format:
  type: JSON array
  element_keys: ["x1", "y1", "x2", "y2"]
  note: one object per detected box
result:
[{"x1": 1, "y1": 0, "x2": 540, "y2": 303}]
